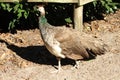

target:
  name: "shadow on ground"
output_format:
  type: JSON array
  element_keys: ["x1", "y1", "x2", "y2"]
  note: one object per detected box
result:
[{"x1": 0, "y1": 39, "x2": 75, "y2": 67}]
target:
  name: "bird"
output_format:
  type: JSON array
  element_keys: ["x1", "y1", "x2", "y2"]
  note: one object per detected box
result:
[{"x1": 37, "y1": 4, "x2": 106, "y2": 72}]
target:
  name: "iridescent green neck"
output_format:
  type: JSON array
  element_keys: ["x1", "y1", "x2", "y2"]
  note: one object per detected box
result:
[{"x1": 39, "y1": 16, "x2": 47, "y2": 24}]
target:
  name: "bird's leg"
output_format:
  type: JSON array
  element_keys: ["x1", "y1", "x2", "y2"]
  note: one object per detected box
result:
[
  {"x1": 57, "y1": 57, "x2": 62, "y2": 71},
  {"x1": 71, "y1": 60, "x2": 80, "y2": 69},
  {"x1": 74, "y1": 60, "x2": 80, "y2": 69},
  {"x1": 50, "y1": 57, "x2": 62, "y2": 73}
]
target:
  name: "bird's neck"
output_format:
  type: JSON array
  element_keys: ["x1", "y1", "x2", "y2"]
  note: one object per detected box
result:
[
  {"x1": 39, "y1": 15, "x2": 47, "y2": 25},
  {"x1": 38, "y1": 15, "x2": 48, "y2": 36},
  {"x1": 39, "y1": 15, "x2": 47, "y2": 30}
]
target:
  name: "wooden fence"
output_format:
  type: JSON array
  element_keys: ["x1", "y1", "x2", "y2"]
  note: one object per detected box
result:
[{"x1": 0, "y1": 0, "x2": 95, "y2": 31}]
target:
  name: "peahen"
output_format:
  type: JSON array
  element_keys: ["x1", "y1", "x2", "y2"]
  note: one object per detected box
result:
[{"x1": 37, "y1": 5, "x2": 106, "y2": 72}]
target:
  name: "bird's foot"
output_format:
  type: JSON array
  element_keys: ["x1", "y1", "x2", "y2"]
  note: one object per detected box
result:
[
  {"x1": 71, "y1": 61, "x2": 80, "y2": 70},
  {"x1": 49, "y1": 65, "x2": 62, "y2": 73},
  {"x1": 50, "y1": 68, "x2": 63, "y2": 74},
  {"x1": 50, "y1": 70, "x2": 59, "y2": 73}
]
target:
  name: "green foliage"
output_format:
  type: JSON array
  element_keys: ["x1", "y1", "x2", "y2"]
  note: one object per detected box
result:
[
  {"x1": 65, "y1": 17, "x2": 72, "y2": 23},
  {"x1": 84, "y1": 0, "x2": 119, "y2": 20},
  {"x1": 0, "y1": 3, "x2": 36, "y2": 30},
  {"x1": 0, "y1": 0, "x2": 119, "y2": 31},
  {"x1": 98, "y1": 0, "x2": 118, "y2": 13},
  {"x1": 45, "y1": 3, "x2": 73, "y2": 25}
]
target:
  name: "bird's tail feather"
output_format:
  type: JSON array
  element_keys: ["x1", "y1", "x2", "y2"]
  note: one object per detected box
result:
[{"x1": 84, "y1": 41, "x2": 107, "y2": 59}]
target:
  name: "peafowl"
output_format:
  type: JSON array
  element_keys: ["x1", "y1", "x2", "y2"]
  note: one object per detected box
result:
[{"x1": 37, "y1": 5, "x2": 106, "y2": 72}]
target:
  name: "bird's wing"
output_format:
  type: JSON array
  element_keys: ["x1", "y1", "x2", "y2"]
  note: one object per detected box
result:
[
  {"x1": 79, "y1": 33, "x2": 106, "y2": 56},
  {"x1": 53, "y1": 27, "x2": 90, "y2": 60}
]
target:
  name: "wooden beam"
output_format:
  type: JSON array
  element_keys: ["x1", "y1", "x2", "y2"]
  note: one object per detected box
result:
[
  {"x1": 0, "y1": 0, "x2": 19, "y2": 2},
  {"x1": 0, "y1": 0, "x2": 94, "y2": 4},
  {"x1": 79, "y1": 0, "x2": 95, "y2": 5},
  {"x1": 0, "y1": 0, "x2": 78, "y2": 3},
  {"x1": 28, "y1": 0, "x2": 78, "y2": 3}
]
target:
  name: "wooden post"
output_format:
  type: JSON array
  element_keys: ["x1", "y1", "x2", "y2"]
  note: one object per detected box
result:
[
  {"x1": 74, "y1": 0, "x2": 94, "y2": 31},
  {"x1": 74, "y1": 4, "x2": 83, "y2": 32}
]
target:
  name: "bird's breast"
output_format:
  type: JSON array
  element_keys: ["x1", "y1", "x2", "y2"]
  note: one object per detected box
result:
[{"x1": 44, "y1": 41, "x2": 65, "y2": 59}]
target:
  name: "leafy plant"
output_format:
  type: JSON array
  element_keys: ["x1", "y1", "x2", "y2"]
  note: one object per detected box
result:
[
  {"x1": 0, "y1": 3, "x2": 36, "y2": 31},
  {"x1": 65, "y1": 17, "x2": 72, "y2": 23},
  {"x1": 98, "y1": 0, "x2": 118, "y2": 13},
  {"x1": 0, "y1": 1, "x2": 119, "y2": 31},
  {"x1": 45, "y1": 3, "x2": 73, "y2": 25},
  {"x1": 84, "y1": 0, "x2": 119, "y2": 20}
]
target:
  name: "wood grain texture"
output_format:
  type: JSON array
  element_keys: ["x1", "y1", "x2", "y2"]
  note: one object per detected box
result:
[
  {"x1": 0, "y1": 0, "x2": 94, "y2": 5},
  {"x1": 0, "y1": 0, "x2": 78, "y2": 3}
]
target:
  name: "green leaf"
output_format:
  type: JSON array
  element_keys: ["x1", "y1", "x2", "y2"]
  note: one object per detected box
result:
[
  {"x1": 17, "y1": 12, "x2": 22, "y2": 19},
  {"x1": 113, "y1": 6, "x2": 117, "y2": 9},
  {"x1": 93, "y1": 1, "x2": 97, "y2": 7},
  {"x1": 20, "y1": 4, "x2": 23, "y2": 9},
  {"x1": 100, "y1": 0, "x2": 105, "y2": 6},
  {"x1": 1, "y1": 3, "x2": 6, "y2": 10},
  {"x1": 8, "y1": 19, "x2": 16, "y2": 30},
  {"x1": 6, "y1": 4, "x2": 12, "y2": 12},
  {"x1": 65, "y1": 17, "x2": 72, "y2": 23},
  {"x1": 24, "y1": 11, "x2": 29, "y2": 19},
  {"x1": 13, "y1": 4, "x2": 20, "y2": 13}
]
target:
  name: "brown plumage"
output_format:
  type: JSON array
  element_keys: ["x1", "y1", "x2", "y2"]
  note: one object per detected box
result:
[{"x1": 37, "y1": 5, "x2": 106, "y2": 71}]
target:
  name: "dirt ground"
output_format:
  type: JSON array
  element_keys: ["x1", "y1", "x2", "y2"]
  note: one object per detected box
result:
[{"x1": 0, "y1": 10, "x2": 120, "y2": 80}]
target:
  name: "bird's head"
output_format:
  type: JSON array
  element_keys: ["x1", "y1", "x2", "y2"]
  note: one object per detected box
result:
[{"x1": 37, "y1": 5, "x2": 45, "y2": 16}]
